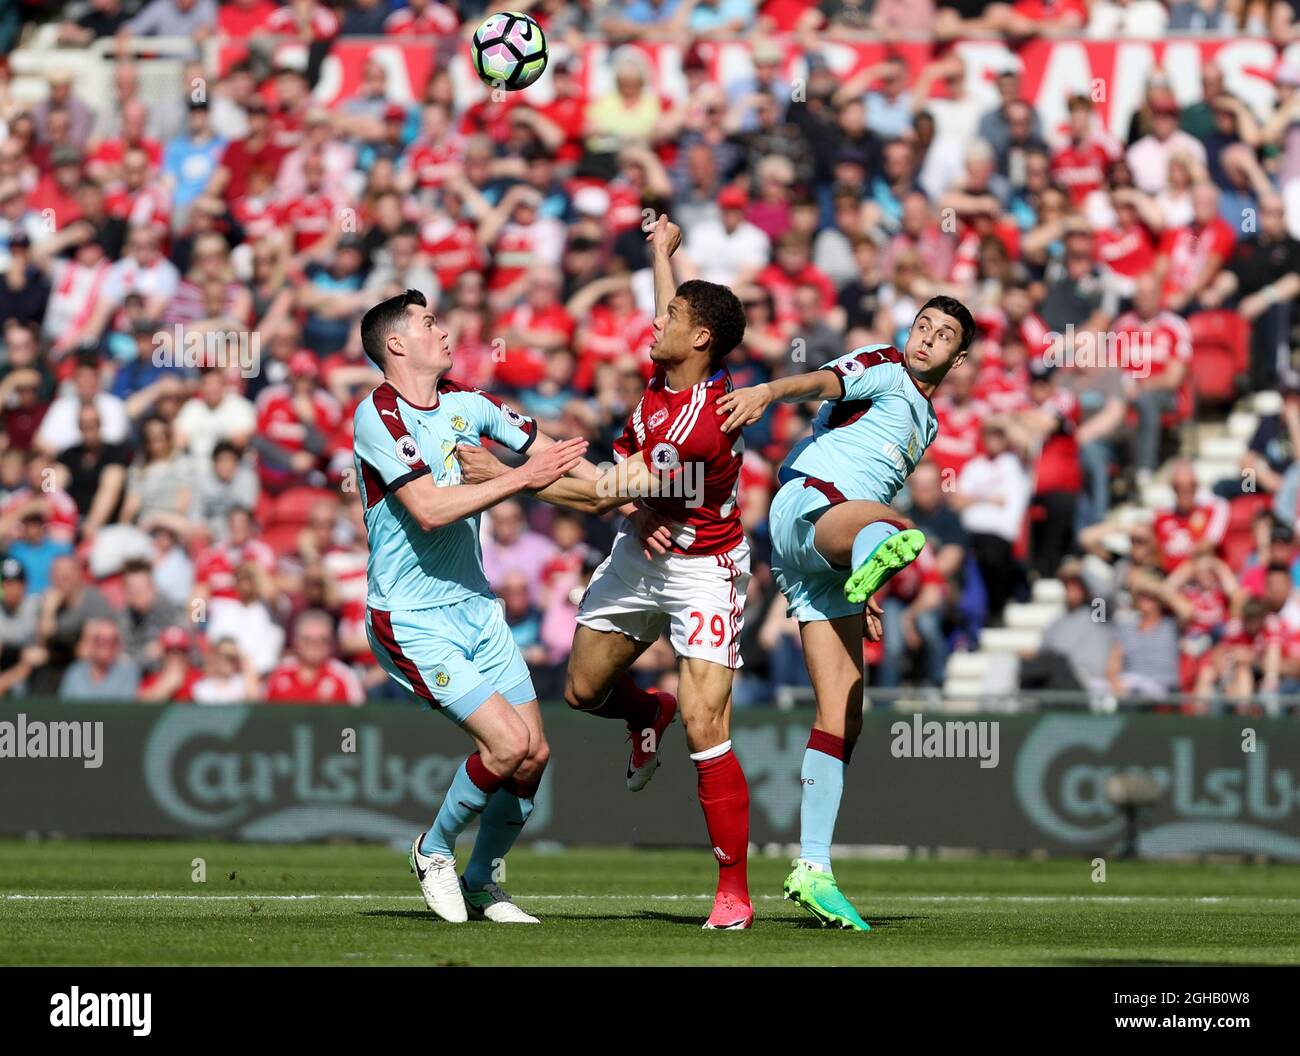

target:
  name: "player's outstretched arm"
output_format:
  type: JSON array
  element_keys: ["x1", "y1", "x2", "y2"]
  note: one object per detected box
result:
[
  {"x1": 646, "y1": 213, "x2": 682, "y2": 316},
  {"x1": 715, "y1": 371, "x2": 843, "y2": 432},
  {"x1": 457, "y1": 442, "x2": 675, "y2": 557},
  {"x1": 393, "y1": 437, "x2": 588, "y2": 531},
  {"x1": 459, "y1": 443, "x2": 663, "y2": 516}
]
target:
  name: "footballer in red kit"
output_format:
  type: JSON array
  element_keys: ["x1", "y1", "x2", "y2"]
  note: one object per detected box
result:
[{"x1": 456, "y1": 215, "x2": 755, "y2": 929}]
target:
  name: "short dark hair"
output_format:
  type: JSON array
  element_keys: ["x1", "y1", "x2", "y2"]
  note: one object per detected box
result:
[
  {"x1": 361, "y1": 288, "x2": 427, "y2": 370},
  {"x1": 916, "y1": 295, "x2": 977, "y2": 353},
  {"x1": 675, "y1": 279, "x2": 746, "y2": 362}
]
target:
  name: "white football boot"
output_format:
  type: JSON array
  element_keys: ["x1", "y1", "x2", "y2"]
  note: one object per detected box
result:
[
  {"x1": 409, "y1": 833, "x2": 467, "y2": 922},
  {"x1": 460, "y1": 878, "x2": 541, "y2": 924}
]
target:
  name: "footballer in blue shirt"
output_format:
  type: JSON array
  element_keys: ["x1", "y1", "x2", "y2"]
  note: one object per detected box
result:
[
  {"x1": 354, "y1": 289, "x2": 590, "y2": 925},
  {"x1": 716, "y1": 296, "x2": 976, "y2": 931}
]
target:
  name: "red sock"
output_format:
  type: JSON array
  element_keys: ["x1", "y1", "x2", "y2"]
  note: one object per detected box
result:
[
  {"x1": 584, "y1": 674, "x2": 660, "y2": 729},
  {"x1": 694, "y1": 745, "x2": 750, "y2": 901}
]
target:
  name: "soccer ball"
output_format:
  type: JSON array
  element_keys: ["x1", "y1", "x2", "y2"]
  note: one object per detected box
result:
[{"x1": 470, "y1": 12, "x2": 548, "y2": 92}]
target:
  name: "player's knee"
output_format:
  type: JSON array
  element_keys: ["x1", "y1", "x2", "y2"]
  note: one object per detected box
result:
[
  {"x1": 681, "y1": 711, "x2": 727, "y2": 754},
  {"x1": 563, "y1": 672, "x2": 597, "y2": 712},
  {"x1": 514, "y1": 739, "x2": 550, "y2": 784},
  {"x1": 486, "y1": 728, "x2": 530, "y2": 776}
]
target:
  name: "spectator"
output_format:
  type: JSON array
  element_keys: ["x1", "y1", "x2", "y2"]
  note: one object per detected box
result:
[
  {"x1": 1107, "y1": 574, "x2": 1183, "y2": 700},
  {"x1": 684, "y1": 186, "x2": 770, "y2": 288},
  {"x1": 265, "y1": 609, "x2": 363, "y2": 705},
  {"x1": 0, "y1": 556, "x2": 39, "y2": 672},
  {"x1": 195, "y1": 441, "x2": 259, "y2": 540},
  {"x1": 118, "y1": 415, "x2": 196, "y2": 525},
  {"x1": 205, "y1": 560, "x2": 285, "y2": 675},
  {"x1": 954, "y1": 421, "x2": 1031, "y2": 621},
  {"x1": 138, "y1": 626, "x2": 203, "y2": 702},
  {"x1": 1127, "y1": 92, "x2": 1206, "y2": 195},
  {"x1": 117, "y1": 559, "x2": 183, "y2": 671},
  {"x1": 173, "y1": 368, "x2": 256, "y2": 463},
  {"x1": 1192, "y1": 596, "x2": 1281, "y2": 711},
  {"x1": 34, "y1": 352, "x2": 131, "y2": 455},
  {"x1": 1019, "y1": 558, "x2": 1114, "y2": 693},
  {"x1": 191, "y1": 636, "x2": 261, "y2": 704},
  {"x1": 481, "y1": 500, "x2": 557, "y2": 605},
  {"x1": 1153, "y1": 460, "x2": 1230, "y2": 572},
  {"x1": 120, "y1": 0, "x2": 217, "y2": 40},
  {"x1": 59, "y1": 618, "x2": 140, "y2": 700}
]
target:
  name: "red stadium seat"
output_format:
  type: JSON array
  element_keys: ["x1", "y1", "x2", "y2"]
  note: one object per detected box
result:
[
  {"x1": 1188, "y1": 310, "x2": 1250, "y2": 406},
  {"x1": 1190, "y1": 344, "x2": 1239, "y2": 405},
  {"x1": 1188, "y1": 310, "x2": 1250, "y2": 371},
  {"x1": 1228, "y1": 492, "x2": 1271, "y2": 534},
  {"x1": 1221, "y1": 528, "x2": 1257, "y2": 572},
  {"x1": 261, "y1": 487, "x2": 337, "y2": 556}
]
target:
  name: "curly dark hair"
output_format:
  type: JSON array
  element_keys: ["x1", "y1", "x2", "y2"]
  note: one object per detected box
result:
[{"x1": 674, "y1": 279, "x2": 746, "y2": 363}]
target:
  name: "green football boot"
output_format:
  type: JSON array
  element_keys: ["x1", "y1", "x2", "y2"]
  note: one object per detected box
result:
[
  {"x1": 844, "y1": 528, "x2": 927, "y2": 605},
  {"x1": 783, "y1": 859, "x2": 871, "y2": 931}
]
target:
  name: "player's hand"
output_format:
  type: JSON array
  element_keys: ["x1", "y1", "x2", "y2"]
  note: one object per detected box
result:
[
  {"x1": 629, "y1": 506, "x2": 674, "y2": 559},
  {"x1": 518, "y1": 436, "x2": 589, "y2": 490},
  {"x1": 646, "y1": 213, "x2": 682, "y2": 258},
  {"x1": 864, "y1": 597, "x2": 884, "y2": 643},
  {"x1": 455, "y1": 443, "x2": 507, "y2": 484},
  {"x1": 715, "y1": 383, "x2": 772, "y2": 433}
]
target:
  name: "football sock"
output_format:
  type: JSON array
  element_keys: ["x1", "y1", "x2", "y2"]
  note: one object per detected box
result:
[
  {"x1": 421, "y1": 752, "x2": 506, "y2": 858},
  {"x1": 583, "y1": 673, "x2": 660, "y2": 729},
  {"x1": 692, "y1": 741, "x2": 750, "y2": 901},
  {"x1": 800, "y1": 730, "x2": 852, "y2": 869},
  {"x1": 850, "y1": 520, "x2": 903, "y2": 569},
  {"x1": 463, "y1": 775, "x2": 539, "y2": 890}
]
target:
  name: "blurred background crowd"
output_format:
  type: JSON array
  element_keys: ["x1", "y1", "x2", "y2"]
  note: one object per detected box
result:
[{"x1": 2, "y1": 1, "x2": 1300, "y2": 711}]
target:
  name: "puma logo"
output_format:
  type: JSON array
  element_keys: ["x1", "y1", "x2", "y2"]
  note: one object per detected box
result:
[{"x1": 380, "y1": 408, "x2": 401, "y2": 420}]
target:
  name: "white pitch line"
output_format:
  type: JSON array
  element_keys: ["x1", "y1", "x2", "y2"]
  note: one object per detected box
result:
[{"x1": 5, "y1": 893, "x2": 1300, "y2": 904}]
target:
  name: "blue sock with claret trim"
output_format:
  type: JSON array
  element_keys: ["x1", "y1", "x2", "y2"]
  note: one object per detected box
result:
[
  {"x1": 799, "y1": 730, "x2": 853, "y2": 869},
  {"x1": 850, "y1": 521, "x2": 901, "y2": 570}
]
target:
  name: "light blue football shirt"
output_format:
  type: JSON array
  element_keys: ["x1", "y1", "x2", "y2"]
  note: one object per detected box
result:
[
  {"x1": 778, "y1": 345, "x2": 938, "y2": 504},
  {"x1": 353, "y1": 379, "x2": 537, "y2": 612}
]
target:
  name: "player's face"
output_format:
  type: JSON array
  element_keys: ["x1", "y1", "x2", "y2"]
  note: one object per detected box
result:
[
  {"x1": 905, "y1": 308, "x2": 966, "y2": 377},
  {"x1": 398, "y1": 303, "x2": 451, "y2": 372},
  {"x1": 649, "y1": 295, "x2": 704, "y2": 366}
]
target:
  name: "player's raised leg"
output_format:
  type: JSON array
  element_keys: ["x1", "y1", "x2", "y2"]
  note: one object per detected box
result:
[
  {"x1": 460, "y1": 697, "x2": 548, "y2": 923},
  {"x1": 678, "y1": 655, "x2": 753, "y2": 929},
  {"x1": 563, "y1": 623, "x2": 677, "y2": 790},
  {"x1": 409, "y1": 692, "x2": 532, "y2": 923},
  {"x1": 784, "y1": 614, "x2": 871, "y2": 931},
  {"x1": 813, "y1": 500, "x2": 926, "y2": 606}
]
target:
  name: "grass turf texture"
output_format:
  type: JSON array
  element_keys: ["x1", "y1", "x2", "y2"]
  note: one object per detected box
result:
[{"x1": 4, "y1": 840, "x2": 1299, "y2": 966}]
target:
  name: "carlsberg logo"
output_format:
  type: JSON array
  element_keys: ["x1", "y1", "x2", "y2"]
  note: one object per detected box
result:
[{"x1": 50, "y1": 988, "x2": 151, "y2": 1036}]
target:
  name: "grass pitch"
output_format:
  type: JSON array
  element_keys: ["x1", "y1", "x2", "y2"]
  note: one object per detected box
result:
[{"x1": 3, "y1": 840, "x2": 1299, "y2": 966}]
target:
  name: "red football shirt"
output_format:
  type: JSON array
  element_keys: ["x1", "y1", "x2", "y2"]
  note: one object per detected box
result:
[{"x1": 612, "y1": 367, "x2": 745, "y2": 556}]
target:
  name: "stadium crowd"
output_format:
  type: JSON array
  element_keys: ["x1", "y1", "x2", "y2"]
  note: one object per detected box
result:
[{"x1": 1, "y1": 0, "x2": 1300, "y2": 710}]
